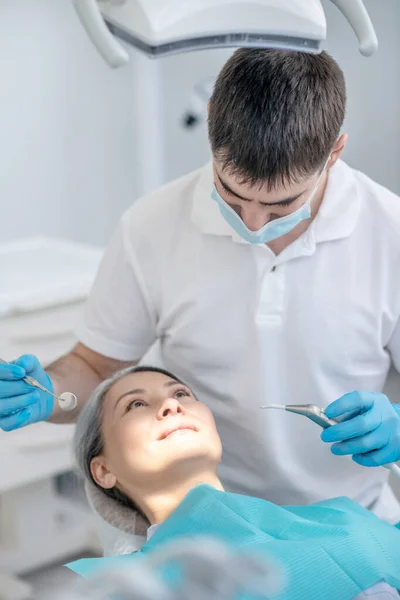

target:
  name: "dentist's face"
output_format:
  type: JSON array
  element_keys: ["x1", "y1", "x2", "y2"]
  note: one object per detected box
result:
[
  {"x1": 91, "y1": 371, "x2": 222, "y2": 494},
  {"x1": 211, "y1": 133, "x2": 351, "y2": 236},
  {"x1": 212, "y1": 161, "x2": 325, "y2": 232}
]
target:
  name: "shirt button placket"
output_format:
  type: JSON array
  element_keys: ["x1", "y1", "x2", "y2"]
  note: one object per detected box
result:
[{"x1": 256, "y1": 264, "x2": 285, "y2": 324}]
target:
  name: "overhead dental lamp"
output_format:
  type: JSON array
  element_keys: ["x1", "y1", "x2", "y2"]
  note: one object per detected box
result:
[{"x1": 73, "y1": 0, "x2": 378, "y2": 68}]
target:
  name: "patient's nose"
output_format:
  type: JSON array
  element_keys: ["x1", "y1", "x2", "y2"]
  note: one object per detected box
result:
[{"x1": 157, "y1": 398, "x2": 185, "y2": 419}]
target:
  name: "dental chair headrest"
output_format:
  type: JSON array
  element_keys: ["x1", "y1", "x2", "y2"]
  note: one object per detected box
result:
[{"x1": 86, "y1": 480, "x2": 149, "y2": 537}]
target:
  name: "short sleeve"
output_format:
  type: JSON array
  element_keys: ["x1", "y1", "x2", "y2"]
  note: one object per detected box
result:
[{"x1": 76, "y1": 215, "x2": 157, "y2": 361}]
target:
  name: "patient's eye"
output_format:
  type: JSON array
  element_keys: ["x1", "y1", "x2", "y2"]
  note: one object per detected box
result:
[
  {"x1": 126, "y1": 399, "x2": 146, "y2": 412},
  {"x1": 174, "y1": 388, "x2": 191, "y2": 400}
]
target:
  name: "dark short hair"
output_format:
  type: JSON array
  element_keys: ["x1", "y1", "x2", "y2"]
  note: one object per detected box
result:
[
  {"x1": 208, "y1": 48, "x2": 347, "y2": 189},
  {"x1": 74, "y1": 365, "x2": 190, "y2": 518}
]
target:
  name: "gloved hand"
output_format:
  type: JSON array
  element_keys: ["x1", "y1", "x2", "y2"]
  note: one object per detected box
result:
[
  {"x1": 321, "y1": 391, "x2": 400, "y2": 467},
  {"x1": 0, "y1": 355, "x2": 54, "y2": 431}
]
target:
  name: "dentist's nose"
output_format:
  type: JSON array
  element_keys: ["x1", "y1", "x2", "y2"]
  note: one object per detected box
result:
[
  {"x1": 157, "y1": 397, "x2": 185, "y2": 420},
  {"x1": 241, "y1": 208, "x2": 270, "y2": 231}
]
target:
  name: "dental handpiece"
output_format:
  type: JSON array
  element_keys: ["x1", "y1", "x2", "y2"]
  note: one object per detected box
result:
[
  {"x1": 260, "y1": 403, "x2": 337, "y2": 429},
  {"x1": 0, "y1": 357, "x2": 77, "y2": 412},
  {"x1": 260, "y1": 403, "x2": 400, "y2": 481}
]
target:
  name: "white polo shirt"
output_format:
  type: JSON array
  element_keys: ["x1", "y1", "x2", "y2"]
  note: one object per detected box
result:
[{"x1": 77, "y1": 160, "x2": 400, "y2": 522}]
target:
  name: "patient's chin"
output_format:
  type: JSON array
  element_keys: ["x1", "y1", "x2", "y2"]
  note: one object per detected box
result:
[
  {"x1": 165, "y1": 446, "x2": 220, "y2": 472},
  {"x1": 164, "y1": 432, "x2": 222, "y2": 468}
]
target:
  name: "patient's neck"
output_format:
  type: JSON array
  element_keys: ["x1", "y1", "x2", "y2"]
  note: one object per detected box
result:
[{"x1": 133, "y1": 472, "x2": 223, "y2": 525}]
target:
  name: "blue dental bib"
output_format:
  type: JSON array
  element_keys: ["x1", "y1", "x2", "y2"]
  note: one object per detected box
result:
[{"x1": 67, "y1": 485, "x2": 400, "y2": 599}]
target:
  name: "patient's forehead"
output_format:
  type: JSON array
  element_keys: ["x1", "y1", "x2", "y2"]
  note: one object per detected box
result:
[{"x1": 105, "y1": 371, "x2": 180, "y2": 407}]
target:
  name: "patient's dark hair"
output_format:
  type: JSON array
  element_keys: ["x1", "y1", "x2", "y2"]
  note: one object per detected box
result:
[
  {"x1": 208, "y1": 48, "x2": 347, "y2": 189},
  {"x1": 74, "y1": 365, "x2": 188, "y2": 517}
]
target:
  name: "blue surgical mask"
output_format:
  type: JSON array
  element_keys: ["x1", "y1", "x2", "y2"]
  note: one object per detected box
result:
[{"x1": 211, "y1": 166, "x2": 328, "y2": 245}]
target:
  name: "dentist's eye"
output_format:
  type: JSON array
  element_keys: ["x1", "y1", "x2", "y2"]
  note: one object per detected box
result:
[{"x1": 222, "y1": 186, "x2": 233, "y2": 197}]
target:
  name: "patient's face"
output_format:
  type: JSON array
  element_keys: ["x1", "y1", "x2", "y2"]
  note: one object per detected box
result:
[{"x1": 93, "y1": 371, "x2": 222, "y2": 495}]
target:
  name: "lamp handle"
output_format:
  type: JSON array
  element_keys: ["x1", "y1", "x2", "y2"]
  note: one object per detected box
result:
[
  {"x1": 329, "y1": 0, "x2": 378, "y2": 57},
  {"x1": 73, "y1": 0, "x2": 129, "y2": 68}
]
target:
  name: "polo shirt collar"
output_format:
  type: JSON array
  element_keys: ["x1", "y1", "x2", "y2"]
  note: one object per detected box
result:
[
  {"x1": 191, "y1": 162, "x2": 235, "y2": 237},
  {"x1": 191, "y1": 160, "x2": 361, "y2": 248},
  {"x1": 311, "y1": 159, "x2": 361, "y2": 244}
]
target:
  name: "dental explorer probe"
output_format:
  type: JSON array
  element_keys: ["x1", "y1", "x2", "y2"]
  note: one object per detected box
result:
[
  {"x1": 260, "y1": 403, "x2": 400, "y2": 481},
  {"x1": 0, "y1": 357, "x2": 77, "y2": 411}
]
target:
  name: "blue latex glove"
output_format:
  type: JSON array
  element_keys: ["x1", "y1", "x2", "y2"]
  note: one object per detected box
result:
[
  {"x1": 321, "y1": 391, "x2": 400, "y2": 467},
  {"x1": 0, "y1": 355, "x2": 54, "y2": 431}
]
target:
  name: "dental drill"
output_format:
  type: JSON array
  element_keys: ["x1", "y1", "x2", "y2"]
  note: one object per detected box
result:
[{"x1": 260, "y1": 403, "x2": 400, "y2": 481}]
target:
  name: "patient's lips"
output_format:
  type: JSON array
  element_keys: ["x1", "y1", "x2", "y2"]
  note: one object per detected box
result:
[{"x1": 158, "y1": 423, "x2": 198, "y2": 440}]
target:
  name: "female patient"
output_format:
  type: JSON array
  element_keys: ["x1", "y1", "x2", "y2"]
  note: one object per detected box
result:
[{"x1": 68, "y1": 366, "x2": 400, "y2": 599}]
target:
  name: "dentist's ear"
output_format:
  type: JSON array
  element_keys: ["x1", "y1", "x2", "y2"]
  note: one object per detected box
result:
[
  {"x1": 90, "y1": 456, "x2": 117, "y2": 489},
  {"x1": 328, "y1": 133, "x2": 349, "y2": 168}
]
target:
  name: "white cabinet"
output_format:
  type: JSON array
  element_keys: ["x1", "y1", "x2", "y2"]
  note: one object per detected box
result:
[
  {"x1": 0, "y1": 300, "x2": 85, "y2": 492},
  {"x1": 0, "y1": 239, "x2": 103, "y2": 586},
  {"x1": 0, "y1": 302, "x2": 83, "y2": 369}
]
